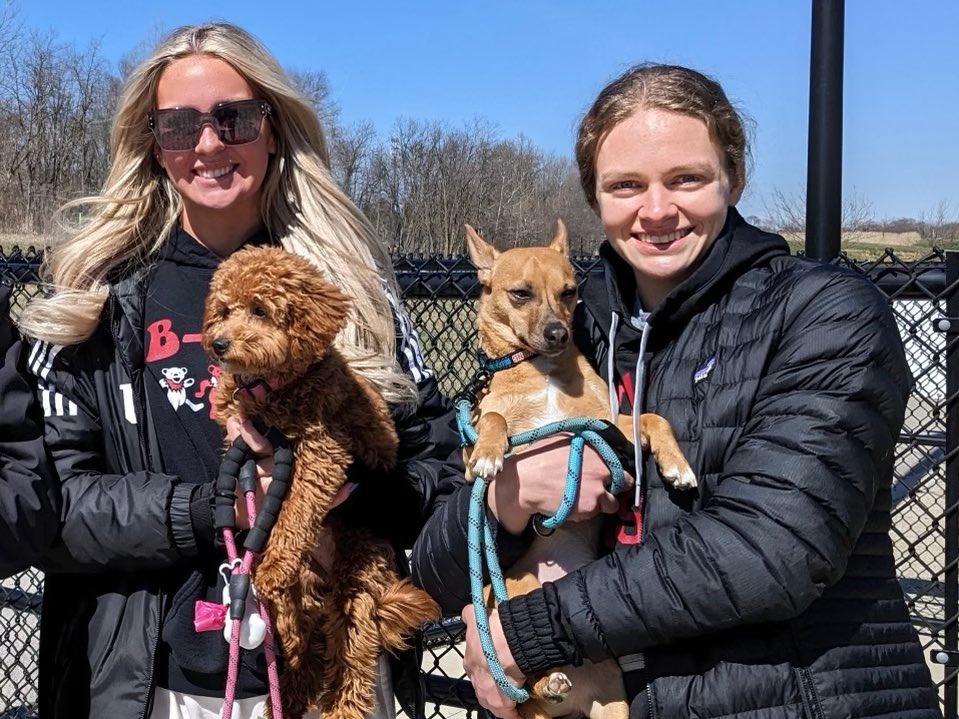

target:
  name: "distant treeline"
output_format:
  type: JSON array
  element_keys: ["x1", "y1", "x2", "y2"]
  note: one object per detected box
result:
[{"x1": 1, "y1": 5, "x2": 955, "y2": 254}]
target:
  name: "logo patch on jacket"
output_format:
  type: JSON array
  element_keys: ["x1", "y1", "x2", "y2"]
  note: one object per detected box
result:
[{"x1": 693, "y1": 356, "x2": 716, "y2": 384}]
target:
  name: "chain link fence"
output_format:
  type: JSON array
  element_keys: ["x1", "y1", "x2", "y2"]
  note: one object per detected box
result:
[{"x1": 1, "y1": 247, "x2": 956, "y2": 718}]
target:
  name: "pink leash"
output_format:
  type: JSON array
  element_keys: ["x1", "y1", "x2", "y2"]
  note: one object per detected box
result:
[
  {"x1": 220, "y1": 481, "x2": 284, "y2": 719},
  {"x1": 201, "y1": 431, "x2": 295, "y2": 719}
]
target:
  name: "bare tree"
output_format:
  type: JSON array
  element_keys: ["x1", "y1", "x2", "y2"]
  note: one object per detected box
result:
[
  {"x1": 917, "y1": 200, "x2": 957, "y2": 247},
  {"x1": 329, "y1": 121, "x2": 377, "y2": 208},
  {"x1": 288, "y1": 68, "x2": 339, "y2": 135},
  {"x1": 0, "y1": 29, "x2": 112, "y2": 232},
  {"x1": 764, "y1": 187, "x2": 876, "y2": 246}
]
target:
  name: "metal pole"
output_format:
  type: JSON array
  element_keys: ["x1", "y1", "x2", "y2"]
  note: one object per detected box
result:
[
  {"x1": 805, "y1": 0, "x2": 845, "y2": 261},
  {"x1": 944, "y1": 250, "x2": 959, "y2": 719}
]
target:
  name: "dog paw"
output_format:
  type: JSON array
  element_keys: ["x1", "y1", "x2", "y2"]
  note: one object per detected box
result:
[
  {"x1": 470, "y1": 453, "x2": 504, "y2": 479},
  {"x1": 662, "y1": 464, "x2": 697, "y2": 491},
  {"x1": 541, "y1": 671, "x2": 573, "y2": 703}
]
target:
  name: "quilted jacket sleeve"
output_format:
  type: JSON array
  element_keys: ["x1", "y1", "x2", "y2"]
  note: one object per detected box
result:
[
  {"x1": 498, "y1": 267, "x2": 912, "y2": 672},
  {"x1": 0, "y1": 283, "x2": 59, "y2": 578}
]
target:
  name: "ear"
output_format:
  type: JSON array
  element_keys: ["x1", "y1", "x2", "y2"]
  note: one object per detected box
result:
[
  {"x1": 290, "y1": 272, "x2": 351, "y2": 360},
  {"x1": 465, "y1": 224, "x2": 497, "y2": 286},
  {"x1": 549, "y1": 219, "x2": 568, "y2": 256}
]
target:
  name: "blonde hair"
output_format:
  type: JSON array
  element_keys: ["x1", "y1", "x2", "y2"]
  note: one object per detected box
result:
[
  {"x1": 576, "y1": 63, "x2": 749, "y2": 208},
  {"x1": 19, "y1": 22, "x2": 415, "y2": 404}
]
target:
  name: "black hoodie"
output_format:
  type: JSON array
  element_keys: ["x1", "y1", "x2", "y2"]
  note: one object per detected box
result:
[{"x1": 412, "y1": 209, "x2": 939, "y2": 719}]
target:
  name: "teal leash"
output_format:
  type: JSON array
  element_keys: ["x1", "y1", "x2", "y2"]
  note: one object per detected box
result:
[{"x1": 454, "y1": 350, "x2": 633, "y2": 703}]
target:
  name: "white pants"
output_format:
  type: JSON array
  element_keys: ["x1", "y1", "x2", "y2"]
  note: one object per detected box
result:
[{"x1": 151, "y1": 655, "x2": 397, "y2": 719}]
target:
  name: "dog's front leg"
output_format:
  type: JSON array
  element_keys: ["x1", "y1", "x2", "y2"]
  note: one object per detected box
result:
[
  {"x1": 632, "y1": 413, "x2": 697, "y2": 490},
  {"x1": 468, "y1": 411, "x2": 510, "y2": 479},
  {"x1": 339, "y1": 375, "x2": 399, "y2": 471}
]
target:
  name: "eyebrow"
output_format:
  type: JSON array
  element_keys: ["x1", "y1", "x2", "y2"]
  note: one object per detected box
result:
[{"x1": 599, "y1": 162, "x2": 717, "y2": 182}]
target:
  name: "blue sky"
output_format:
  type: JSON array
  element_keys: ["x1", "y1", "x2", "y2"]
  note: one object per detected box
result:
[{"x1": 17, "y1": 0, "x2": 958, "y2": 221}]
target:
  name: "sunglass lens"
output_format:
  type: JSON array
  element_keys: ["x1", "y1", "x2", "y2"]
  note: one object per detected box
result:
[
  {"x1": 216, "y1": 102, "x2": 264, "y2": 145},
  {"x1": 155, "y1": 109, "x2": 201, "y2": 151}
]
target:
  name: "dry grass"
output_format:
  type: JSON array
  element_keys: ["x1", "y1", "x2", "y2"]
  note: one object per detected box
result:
[
  {"x1": 0, "y1": 234, "x2": 48, "y2": 253},
  {"x1": 1, "y1": 232, "x2": 951, "y2": 263}
]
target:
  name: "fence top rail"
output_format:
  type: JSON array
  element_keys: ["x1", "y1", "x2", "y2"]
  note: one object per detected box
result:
[{"x1": 0, "y1": 249, "x2": 950, "y2": 300}]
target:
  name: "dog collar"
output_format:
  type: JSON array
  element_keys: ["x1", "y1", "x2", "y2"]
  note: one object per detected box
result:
[
  {"x1": 478, "y1": 349, "x2": 538, "y2": 373},
  {"x1": 452, "y1": 348, "x2": 539, "y2": 409},
  {"x1": 232, "y1": 375, "x2": 287, "y2": 401}
]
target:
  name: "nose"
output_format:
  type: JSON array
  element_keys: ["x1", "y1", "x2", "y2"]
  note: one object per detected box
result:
[
  {"x1": 638, "y1": 184, "x2": 677, "y2": 224},
  {"x1": 211, "y1": 337, "x2": 231, "y2": 357},
  {"x1": 543, "y1": 322, "x2": 569, "y2": 348},
  {"x1": 194, "y1": 122, "x2": 225, "y2": 153}
]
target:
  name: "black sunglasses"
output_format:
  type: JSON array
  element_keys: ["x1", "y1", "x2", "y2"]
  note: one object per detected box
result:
[{"x1": 148, "y1": 99, "x2": 272, "y2": 152}]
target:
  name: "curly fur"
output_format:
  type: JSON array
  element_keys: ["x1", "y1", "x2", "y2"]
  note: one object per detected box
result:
[{"x1": 202, "y1": 246, "x2": 439, "y2": 719}]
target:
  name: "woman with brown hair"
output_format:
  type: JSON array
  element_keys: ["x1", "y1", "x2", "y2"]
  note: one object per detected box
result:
[{"x1": 413, "y1": 63, "x2": 940, "y2": 719}]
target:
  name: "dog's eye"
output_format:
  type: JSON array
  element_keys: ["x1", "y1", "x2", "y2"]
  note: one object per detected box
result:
[
  {"x1": 508, "y1": 289, "x2": 532, "y2": 301},
  {"x1": 251, "y1": 305, "x2": 268, "y2": 318},
  {"x1": 561, "y1": 288, "x2": 577, "y2": 300}
]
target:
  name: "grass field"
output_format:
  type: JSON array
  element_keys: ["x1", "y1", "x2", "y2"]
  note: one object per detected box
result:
[{"x1": 5, "y1": 230, "x2": 953, "y2": 260}]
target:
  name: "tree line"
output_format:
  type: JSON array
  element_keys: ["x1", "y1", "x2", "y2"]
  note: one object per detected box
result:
[
  {"x1": 0, "y1": 5, "x2": 603, "y2": 254},
  {"x1": 1, "y1": 4, "x2": 955, "y2": 254}
]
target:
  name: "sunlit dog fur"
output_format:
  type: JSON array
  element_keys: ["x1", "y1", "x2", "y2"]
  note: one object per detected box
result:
[
  {"x1": 202, "y1": 246, "x2": 439, "y2": 719},
  {"x1": 464, "y1": 222, "x2": 696, "y2": 719}
]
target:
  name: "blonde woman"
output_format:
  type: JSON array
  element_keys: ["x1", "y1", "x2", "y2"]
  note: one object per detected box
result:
[{"x1": 20, "y1": 22, "x2": 461, "y2": 719}]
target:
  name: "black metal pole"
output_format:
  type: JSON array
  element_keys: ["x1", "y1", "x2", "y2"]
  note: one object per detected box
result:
[
  {"x1": 944, "y1": 250, "x2": 959, "y2": 719},
  {"x1": 805, "y1": 0, "x2": 845, "y2": 261}
]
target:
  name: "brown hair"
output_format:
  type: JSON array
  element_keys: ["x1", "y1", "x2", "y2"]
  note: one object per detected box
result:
[{"x1": 575, "y1": 63, "x2": 749, "y2": 207}]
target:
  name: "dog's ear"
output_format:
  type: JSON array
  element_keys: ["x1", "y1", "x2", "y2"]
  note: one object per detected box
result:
[
  {"x1": 289, "y1": 270, "x2": 351, "y2": 362},
  {"x1": 549, "y1": 219, "x2": 569, "y2": 257},
  {"x1": 465, "y1": 224, "x2": 497, "y2": 286}
]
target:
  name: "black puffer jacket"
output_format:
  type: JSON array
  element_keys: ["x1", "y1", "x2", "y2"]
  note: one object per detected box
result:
[
  {"x1": 412, "y1": 209, "x2": 940, "y2": 718},
  {"x1": 30, "y1": 261, "x2": 463, "y2": 719},
  {"x1": 0, "y1": 281, "x2": 58, "y2": 579}
]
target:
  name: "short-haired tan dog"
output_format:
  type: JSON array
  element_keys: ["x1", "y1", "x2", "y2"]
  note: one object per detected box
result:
[
  {"x1": 464, "y1": 222, "x2": 696, "y2": 719},
  {"x1": 202, "y1": 246, "x2": 439, "y2": 719}
]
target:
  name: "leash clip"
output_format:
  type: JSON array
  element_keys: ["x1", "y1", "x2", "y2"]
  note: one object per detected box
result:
[{"x1": 218, "y1": 558, "x2": 242, "y2": 585}]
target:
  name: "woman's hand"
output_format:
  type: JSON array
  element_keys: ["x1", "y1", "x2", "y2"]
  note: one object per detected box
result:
[
  {"x1": 461, "y1": 603, "x2": 524, "y2": 719},
  {"x1": 226, "y1": 417, "x2": 357, "y2": 565},
  {"x1": 488, "y1": 435, "x2": 633, "y2": 534}
]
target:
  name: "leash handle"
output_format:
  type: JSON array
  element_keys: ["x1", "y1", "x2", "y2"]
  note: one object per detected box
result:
[{"x1": 244, "y1": 438, "x2": 293, "y2": 555}]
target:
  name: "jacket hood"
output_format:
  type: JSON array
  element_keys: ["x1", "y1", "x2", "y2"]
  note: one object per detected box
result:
[{"x1": 582, "y1": 207, "x2": 790, "y2": 341}]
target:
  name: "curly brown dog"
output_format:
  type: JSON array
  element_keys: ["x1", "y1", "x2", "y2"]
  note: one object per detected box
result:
[{"x1": 202, "y1": 245, "x2": 439, "y2": 719}]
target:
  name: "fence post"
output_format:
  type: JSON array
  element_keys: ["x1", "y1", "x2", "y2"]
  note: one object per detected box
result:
[
  {"x1": 804, "y1": 0, "x2": 844, "y2": 261},
  {"x1": 944, "y1": 250, "x2": 959, "y2": 718}
]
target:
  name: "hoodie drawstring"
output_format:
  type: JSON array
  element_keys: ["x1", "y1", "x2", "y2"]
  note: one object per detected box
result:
[
  {"x1": 606, "y1": 310, "x2": 651, "y2": 510},
  {"x1": 631, "y1": 312, "x2": 651, "y2": 509},
  {"x1": 607, "y1": 313, "x2": 621, "y2": 422}
]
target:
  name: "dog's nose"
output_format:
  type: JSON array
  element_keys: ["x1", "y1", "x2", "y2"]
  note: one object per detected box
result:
[
  {"x1": 543, "y1": 323, "x2": 569, "y2": 348},
  {"x1": 211, "y1": 337, "x2": 231, "y2": 357}
]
